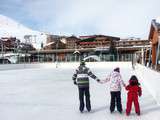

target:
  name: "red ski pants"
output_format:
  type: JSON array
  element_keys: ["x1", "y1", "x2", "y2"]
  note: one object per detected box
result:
[{"x1": 126, "y1": 92, "x2": 140, "y2": 114}]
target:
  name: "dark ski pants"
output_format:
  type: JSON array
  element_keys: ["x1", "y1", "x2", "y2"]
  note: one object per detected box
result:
[
  {"x1": 110, "y1": 91, "x2": 122, "y2": 112},
  {"x1": 78, "y1": 87, "x2": 91, "y2": 112}
]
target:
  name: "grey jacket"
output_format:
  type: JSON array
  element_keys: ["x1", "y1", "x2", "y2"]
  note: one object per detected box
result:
[{"x1": 72, "y1": 65, "x2": 98, "y2": 88}]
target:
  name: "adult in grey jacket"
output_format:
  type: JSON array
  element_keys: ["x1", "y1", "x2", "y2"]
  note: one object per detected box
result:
[{"x1": 72, "y1": 60, "x2": 100, "y2": 113}]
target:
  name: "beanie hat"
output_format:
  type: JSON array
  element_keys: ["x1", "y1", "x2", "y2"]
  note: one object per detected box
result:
[
  {"x1": 114, "y1": 67, "x2": 120, "y2": 72},
  {"x1": 129, "y1": 75, "x2": 140, "y2": 86}
]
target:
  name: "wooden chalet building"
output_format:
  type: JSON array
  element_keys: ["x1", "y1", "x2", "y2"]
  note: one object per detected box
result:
[
  {"x1": 43, "y1": 35, "x2": 66, "y2": 50},
  {"x1": 0, "y1": 37, "x2": 18, "y2": 52},
  {"x1": 76, "y1": 35, "x2": 120, "y2": 61},
  {"x1": 28, "y1": 34, "x2": 151, "y2": 62},
  {"x1": 0, "y1": 37, "x2": 35, "y2": 52},
  {"x1": 148, "y1": 19, "x2": 160, "y2": 69},
  {"x1": 40, "y1": 35, "x2": 81, "y2": 61},
  {"x1": 78, "y1": 35, "x2": 119, "y2": 49},
  {"x1": 66, "y1": 36, "x2": 80, "y2": 49},
  {"x1": 29, "y1": 35, "x2": 120, "y2": 62}
]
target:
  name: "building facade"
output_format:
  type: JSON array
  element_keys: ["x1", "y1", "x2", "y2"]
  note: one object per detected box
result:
[
  {"x1": 28, "y1": 35, "x2": 150, "y2": 62},
  {"x1": 77, "y1": 35, "x2": 120, "y2": 49},
  {"x1": 148, "y1": 19, "x2": 160, "y2": 69}
]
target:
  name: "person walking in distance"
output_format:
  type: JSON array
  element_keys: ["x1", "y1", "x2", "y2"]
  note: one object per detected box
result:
[
  {"x1": 99, "y1": 67, "x2": 126, "y2": 113},
  {"x1": 72, "y1": 60, "x2": 100, "y2": 113}
]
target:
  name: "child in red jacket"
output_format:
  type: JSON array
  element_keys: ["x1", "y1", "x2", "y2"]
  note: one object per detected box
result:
[{"x1": 125, "y1": 75, "x2": 142, "y2": 116}]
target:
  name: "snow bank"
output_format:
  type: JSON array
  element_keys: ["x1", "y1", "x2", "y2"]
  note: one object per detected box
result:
[
  {"x1": 0, "y1": 63, "x2": 54, "y2": 71},
  {"x1": 135, "y1": 64, "x2": 160, "y2": 104},
  {"x1": 48, "y1": 61, "x2": 132, "y2": 69},
  {"x1": 0, "y1": 62, "x2": 132, "y2": 71}
]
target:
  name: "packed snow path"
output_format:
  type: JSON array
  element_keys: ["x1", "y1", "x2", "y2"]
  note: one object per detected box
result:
[{"x1": 0, "y1": 62, "x2": 159, "y2": 120}]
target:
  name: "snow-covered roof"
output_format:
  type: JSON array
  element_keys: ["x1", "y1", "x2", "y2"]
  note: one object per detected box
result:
[{"x1": 156, "y1": 17, "x2": 160, "y2": 24}]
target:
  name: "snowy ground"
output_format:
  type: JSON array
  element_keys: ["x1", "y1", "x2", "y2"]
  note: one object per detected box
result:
[{"x1": 0, "y1": 62, "x2": 160, "y2": 120}]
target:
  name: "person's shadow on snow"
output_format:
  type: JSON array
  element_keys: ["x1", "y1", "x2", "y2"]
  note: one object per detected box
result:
[
  {"x1": 141, "y1": 105, "x2": 160, "y2": 115},
  {"x1": 91, "y1": 106, "x2": 109, "y2": 113}
]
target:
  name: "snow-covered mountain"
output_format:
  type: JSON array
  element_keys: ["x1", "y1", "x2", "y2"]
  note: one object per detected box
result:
[{"x1": 0, "y1": 14, "x2": 47, "y2": 49}]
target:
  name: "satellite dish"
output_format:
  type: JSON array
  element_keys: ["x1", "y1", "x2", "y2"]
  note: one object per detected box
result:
[
  {"x1": 83, "y1": 55, "x2": 100, "y2": 61},
  {"x1": 73, "y1": 50, "x2": 80, "y2": 54}
]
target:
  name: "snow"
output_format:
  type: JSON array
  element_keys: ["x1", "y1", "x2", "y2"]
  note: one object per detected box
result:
[
  {"x1": 0, "y1": 62, "x2": 159, "y2": 120},
  {"x1": 0, "y1": 14, "x2": 47, "y2": 49},
  {"x1": 156, "y1": 17, "x2": 160, "y2": 24},
  {"x1": 135, "y1": 64, "x2": 160, "y2": 104}
]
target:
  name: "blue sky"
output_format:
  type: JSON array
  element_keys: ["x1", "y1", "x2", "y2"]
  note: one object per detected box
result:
[{"x1": 0, "y1": 0, "x2": 160, "y2": 39}]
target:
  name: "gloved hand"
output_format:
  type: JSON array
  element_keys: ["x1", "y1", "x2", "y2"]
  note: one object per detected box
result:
[
  {"x1": 138, "y1": 90, "x2": 142, "y2": 97},
  {"x1": 96, "y1": 78, "x2": 100, "y2": 82},
  {"x1": 74, "y1": 81, "x2": 77, "y2": 85}
]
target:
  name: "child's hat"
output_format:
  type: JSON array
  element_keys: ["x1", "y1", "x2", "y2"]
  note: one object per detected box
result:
[{"x1": 114, "y1": 67, "x2": 120, "y2": 72}]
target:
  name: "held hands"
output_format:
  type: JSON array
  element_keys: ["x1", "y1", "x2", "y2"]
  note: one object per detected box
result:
[
  {"x1": 74, "y1": 81, "x2": 77, "y2": 85},
  {"x1": 96, "y1": 78, "x2": 100, "y2": 82},
  {"x1": 96, "y1": 78, "x2": 103, "y2": 84},
  {"x1": 123, "y1": 83, "x2": 126, "y2": 87},
  {"x1": 96, "y1": 78, "x2": 104, "y2": 84}
]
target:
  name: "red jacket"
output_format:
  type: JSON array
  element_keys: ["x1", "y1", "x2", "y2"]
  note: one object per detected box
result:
[
  {"x1": 126, "y1": 85, "x2": 142, "y2": 97},
  {"x1": 125, "y1": 79, "x2": 142, "y2": 115}
]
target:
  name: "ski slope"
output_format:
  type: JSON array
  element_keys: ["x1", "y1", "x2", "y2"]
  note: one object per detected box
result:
[
  {"x1": 0, "y1": 14, "x2": 47, "y2": 49},
  {"x1": 0, "y1": 62, "x2": 159, "y2": 120}
]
